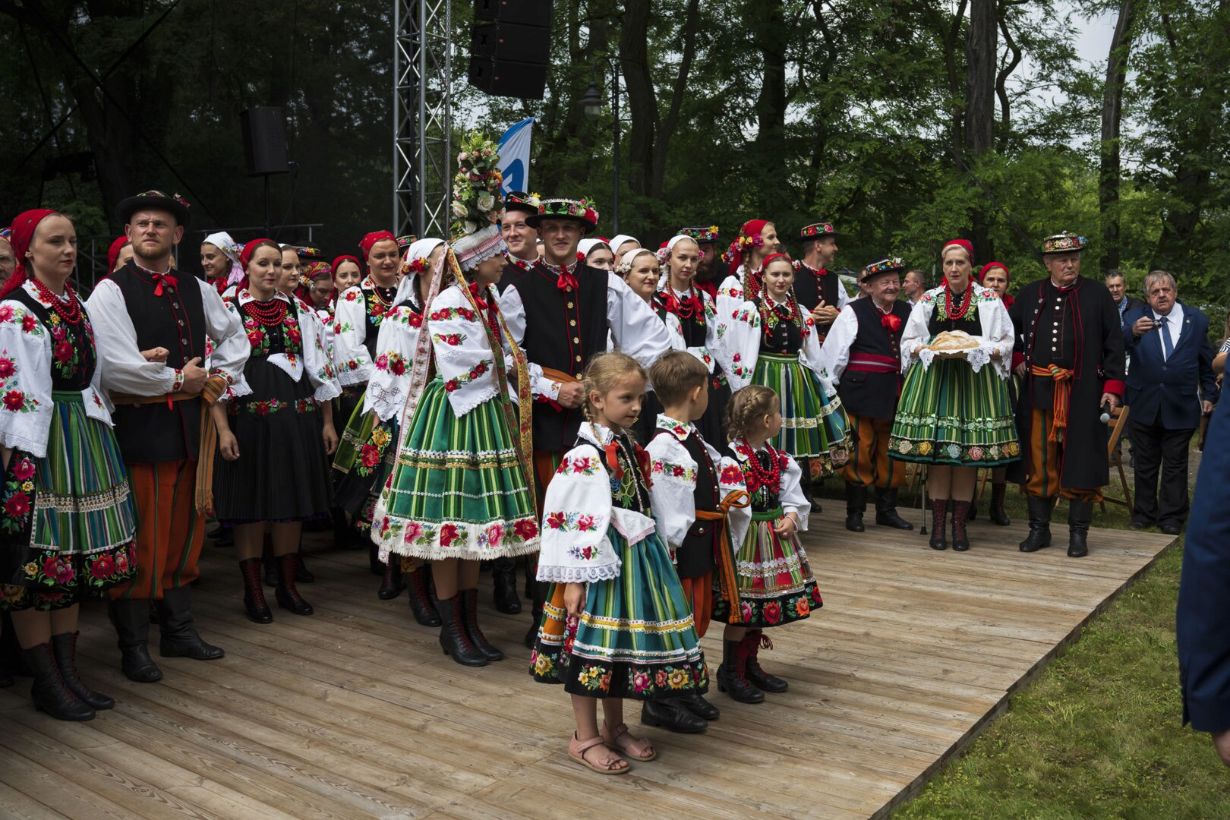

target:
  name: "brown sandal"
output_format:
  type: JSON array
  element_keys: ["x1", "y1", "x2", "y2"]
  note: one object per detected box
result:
[
  {"x1": 601, "y1": 721, "x2": 656, "y2": 761},
  {"x1": 568, "y1": 733, "x2": 629, "y2": 775}
]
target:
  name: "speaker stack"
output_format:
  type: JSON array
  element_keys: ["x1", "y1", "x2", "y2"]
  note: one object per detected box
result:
[
  {"x1": 467, "y1": 0, "x2": 554, "y2": 99},
  {"x1": 240, "y1": 107, "x2": 290, "y2": 177}
]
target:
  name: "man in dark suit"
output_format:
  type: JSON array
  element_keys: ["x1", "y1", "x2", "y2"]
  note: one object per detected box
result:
[
  {"x1": 1123, "y1": 270, "x2": 1217, "y2": 534},
  {"x1": 1178, "y1": 392, "x2": 1230, "y2": 766},
  {"x1": 1105, "y1": 269, "x2": 1143, "y2": 329}
]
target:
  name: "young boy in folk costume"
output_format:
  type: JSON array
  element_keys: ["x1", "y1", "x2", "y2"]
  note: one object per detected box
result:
[
  {"x1": 718, "y1": 249, "x2": 850, "y2": 479},
  {"x1": 373, "y1": 136, "x2": 540, "y2": 667},
  {"x1": 530, "y1": 352, "x2": 707, "y2": 774},
  {"x1": 715, "y1": 385, "x2": 822, "y2": 703},
  {"x1": 644, "y1": 351, "x2": 746, "y2": 734}
]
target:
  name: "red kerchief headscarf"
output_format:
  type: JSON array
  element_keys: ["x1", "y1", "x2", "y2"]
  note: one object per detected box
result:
[
  {"x1": 724, "y1": 218, "x2": 770, "y2": 278},
  {"x1": 107, "y1": 235, "x2": 130, "y2": 273},
  {"x1": 359, "y1": 230, "x2": 397, "y2": 260},
  {"x1": 240, "y1": 237, "x2": 276, "y2": 270},
  {"x1": 0, "y1": 209, "x2": 58, "y2": 299},
  {"x1": 978, "y1": 260, "x2": 1013, "y2": 307},
  {"x1": 331, "y1": 254, "x2": 361, "y2": 273},
  {"x1": 941, "y1": 238, "x2": 974, "y2": 262}
]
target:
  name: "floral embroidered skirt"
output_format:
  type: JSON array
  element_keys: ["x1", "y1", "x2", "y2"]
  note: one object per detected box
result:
[
  {"x1": 888, "y1": 357, "x2": 1021, "y2": 466},
  {"x1": 712, "y1": 508, "x2": 821, "y2": 628},
  {"x1": 754, "y1": 352, "x2": 850, "y2": 479},
  {"x1": 0, "y1": 391, "x2": 137, "y2": 611},
  {"x1": 331, "y1": 394, "x2": 398, "y2": 529},
  {"x1": 213, "y1": 361, "x2": 332, "y2": 523},
  {"x1": 530, "y1": 529, "x2": 708, "y2": 699},
  {"x1": 373, "y1": 377, "x2": 539, "y2": 562}
]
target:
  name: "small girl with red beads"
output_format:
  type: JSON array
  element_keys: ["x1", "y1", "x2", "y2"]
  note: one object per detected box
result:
[{"x1": 713, "y1": 384, "x2": 822, "y2": 704}]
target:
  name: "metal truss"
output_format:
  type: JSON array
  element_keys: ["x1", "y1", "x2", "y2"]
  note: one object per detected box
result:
[{"x1": 393, "y1": 0, "x2": 452, "y2": 239}]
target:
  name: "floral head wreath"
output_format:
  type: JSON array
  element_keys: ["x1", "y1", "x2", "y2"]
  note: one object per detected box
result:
[
  {"x1": 616, "y1": 248, "x2": 660, "y2": 278},
  {"x1": 680, "y1": 225, "x2": 720, "y2": 243},
  {"x1": 722, "y1": 218, "x2": 770, "y2": 279},
  {"x1": 450, "y1": 132, "x2": 504, "y2": 237}
]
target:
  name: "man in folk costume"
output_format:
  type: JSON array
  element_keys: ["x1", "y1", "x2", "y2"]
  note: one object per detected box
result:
[
  {"x1": 679, "y1": 225, "x2": 722, "y2": 300},
  {"x1": 499, "y1": 197, "x2": 673, "y2": 645},
  {"x1": 490, "y1": 190, "x2": 543, "y2": 614},
  {"x1": 87, "y1": 190, "x2": 250, "y2": 682},
  {"x1": 792, "y1": 222, "x2": 851, "y2": 342},
  {"x1": 1008, "y1": 232, "x2": 1125, "y2": 557},
  {"x1": 500, "y1": 191, "x2": 542, "y2": 273},
  {"x1": 816, "y1": 258, "x2": 914, "y2": 532}
]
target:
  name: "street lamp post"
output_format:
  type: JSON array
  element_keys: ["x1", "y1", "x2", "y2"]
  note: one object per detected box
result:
[{"x1": 580, "y1": 57, "x2": 621, "y2": 233}]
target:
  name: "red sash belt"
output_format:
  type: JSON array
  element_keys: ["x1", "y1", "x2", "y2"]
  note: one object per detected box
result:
[{"x1": 846, "y1": 353, "x2": 899, "y2": 374}]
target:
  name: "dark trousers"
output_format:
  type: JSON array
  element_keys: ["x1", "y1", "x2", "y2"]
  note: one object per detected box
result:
[{"x1": 1129, "y1": 418, "x2": 1195, "y2": 527}]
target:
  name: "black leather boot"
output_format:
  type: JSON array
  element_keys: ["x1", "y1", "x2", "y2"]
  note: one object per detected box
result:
[
  {"x1": 23, "y1": 642, "x2": 94, "y2": 721},
  {"x1": 716, "y1": 638, "x2": 764, "y2": 703},
  {"x1": 407, "y1": 565, "x2": 441, "y2": 626},
  {"x1": 1067, "y1": 498, "x2": 1092, "y2": 558},
  {"x1": 108, "y1": 599, "x2": 163, "y2": 682},
  {"x1": 275, "y1": 553, "x2": 315, "y2": 615},
  {"x1": 239, "y1": 558, "x2": 273, "y2": 623},
  {"x1": 676, "y1": 689, "x2": 720, "y2": 720},
  {"x1": 461, "y1": 588, "x2": 503, "y2": 661},
  {"x1": 50, "y1": 632, "x2": 113, "y2": 710},
  {"x1": 928, "y1": 498, "x2": 949, "y2": 550},
  {"x1": 1019, "y1": 496, "x2": 1053, "y2": 552},
  {"x1": 158, "y1": 587, "x2": 224, "y2": 660},
  {"x1": 744, "y1": 630, "x2": 788, "y2": 693},
  {"x1": 436, "y1": 595, "x2": 487, "y2": 667},
  {"x1": 989, "y1": 481, "x2": 1011, "y2": 525},
  {"x1": 951, "y1": 500, "x2": 971, "y2": 551},
  {"x1": 844, "y1": 482, "x2": 866, "y2": 532},
  {"x1": 492, "y1": 557, "x2": 521, "y2": 614},
  {"x1": 875, "y1": 488, "x2": 914, "y2": 530},
  {"x1": 640, "y1": 698, "x2": 708, "y2": 733},
  {"x1": 377, "y1": 555, "x2": 404, "y2": 600}
]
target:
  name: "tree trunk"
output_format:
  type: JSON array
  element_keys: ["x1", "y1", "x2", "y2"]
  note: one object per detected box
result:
[
  {"x1": 648, "y1": 0, "x2": 701, "y2": 200},
  {"x1": 750, "y1": 0, "x2": 788, "y2": 210},
  {"x1": 619, "y1": 0, "x2": 655, "y2": 197},
  {"x1": 965, "y1": 0, "x2": 997, "y2": 258},
  {"x1": 1098, "y1": 0, "x2": 1137, "y2": 274}
]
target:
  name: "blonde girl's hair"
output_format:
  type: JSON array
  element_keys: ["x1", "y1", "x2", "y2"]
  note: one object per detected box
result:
[
  {"x1": 581, "y1": 351, "x2": 647, "y2": 425},
  {"x1": 725, "y1": 384, "x2": 778, "y2": 442}
]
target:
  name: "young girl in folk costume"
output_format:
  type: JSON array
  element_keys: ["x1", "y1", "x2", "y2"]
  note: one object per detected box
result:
[
  {"x1": 0, "y1": 210, "x2": 138, "y2": 721},
  {"x1": 889, "y1": 240, "x2": 1019, "y2": 551},
  {"x1": 212, "y1": 239, "x2": 341, "y2": 622},
  {"x1": 714, "y1": 385, "x2": 821, "y2": 703},
  {"x1": 374, "y1": 137, "x2": 539, "y2": 666},
  {"x1": 333, "y1": 239, "x2": 446, "y2": 609},
  {"x1": 655, "y1": 234, "x2": 731, "y2": 447},
  {"x1": 719, "y1": 251, "x2": 850, "y2": 479},
  {"x1": 531, "y1": 352, "x2": 707, "y2": 774}
]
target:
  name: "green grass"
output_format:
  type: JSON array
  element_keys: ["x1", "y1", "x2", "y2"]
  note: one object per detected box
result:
[{"x1": 876, "y1": 492, "x2": 1230, "y2": 818}]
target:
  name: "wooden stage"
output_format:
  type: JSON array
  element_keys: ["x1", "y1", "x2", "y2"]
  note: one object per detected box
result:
[{"x1": 0, "y1": 515, "x2": 1175, "y2": 819}]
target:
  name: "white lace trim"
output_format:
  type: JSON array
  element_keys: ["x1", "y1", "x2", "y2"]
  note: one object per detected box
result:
[{"x1": 535, "y1": 563, "x2": 622, "y2": 583}]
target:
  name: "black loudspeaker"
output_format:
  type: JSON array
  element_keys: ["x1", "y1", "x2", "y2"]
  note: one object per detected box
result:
[
  {"x1": 474, "y1": 0, "x2": 552, "y2": 26},
  {"x1": 468, "y1": 0, "x2": 553, "y2": 99},
  {"x1": 240, "y1": 107, "x2": 289, "y2": 176}
]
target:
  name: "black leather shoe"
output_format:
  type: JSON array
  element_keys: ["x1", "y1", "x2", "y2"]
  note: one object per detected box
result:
[
  {"x1": 716, "y1": 640, "x2": 764, "y2": 704},
  {"x1": 640, "y1": 699, "x2": 707, "y2": 733},
  {"x1": 745, "y1": 632, "x2": 788, "y2": 693},
  {"x1": 108, "y1": 600, "x2": 163, "y2": 682},
  {"x1": 875, "y1": 489, "x2": 914, "y2": 530},
  {"x1": 845, "y1": 512, "x2": 865, "y2": 532},
  {"x1": 1159, "y1": 522, "x2": 1181, "y2": 535},
  {"x1": 492, "y1": 559, "x2": 521, "y2": 614},
  {"x1": 676, "y1": 690, "x2": 720, "y2": 720},
  {"x1": 51, "y1": 632, "x2": 114, "y2": 710},
  {"x1": 844, "y1": 482, "x2": 866, "y2": 532},
  {"x1": 377, "y1": 558, "x2": 404, "y2": 600},
  {"x1": 1019, "y1": 496, "x2": 1053, "y2": 552},
  {"x1": 1067, "y1": 498, "x2": 1092, "y2": 558},
  {"x1": 1129, "y1": 519, "x2": 1148, "y2": 530},
  {"x1": 157, "y1": 587, "x2": 225, "y2": 660},
  {"x1": 461, "y1": 589, "x2": 504, "y2": 661}
]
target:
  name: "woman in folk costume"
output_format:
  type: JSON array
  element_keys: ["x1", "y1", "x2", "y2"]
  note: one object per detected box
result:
[
  {"x1": 578, "y1": 237, "x2": 615, "y2": 272},
  {"x1": 712, "y1": 385, "x2": 821, "y2": 703},
  {"x1": 200, "y1": 231, "x2": 244, "y2": 295},
  {"x1": 530, "y1": 352, "x2": 707, "y2": 774},
  {"x1": 607, "y1": 234, "x2": 641, "y2": 267},
  {"x1": 211, "y1": 239, "x2": 341, "y2": 622},
  {"x1": 888, "y1": 240, "x2": 1020, "y2": 551},
  {"x1": 333, "y1": 239, "x2": 445, "y2": 609},
  {"x1": 374, "y1": 135, "x2": 539, "y2": 667},
  {"x1": 718, "y1": 249, "x2": 850, "y2": 479},
  {"x1": 655, "y1": 234, "x2": 731, "y2": 447},
  {"x1": 616, "y1": 249, "x2": 673, "y2": 443},
  {"x1": 0, "y1": 210, "x2": 138, "y2": 721}
]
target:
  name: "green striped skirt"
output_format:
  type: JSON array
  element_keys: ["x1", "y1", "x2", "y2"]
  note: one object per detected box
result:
[
  {"x1": 754, "y1": 352, "x2": 851, "y2": 478},
  {"x1": 530, "y1": 528, "x2": 709, "y2": 699},
  {"x1": 331, "y1": 393, "x2": 398, "y2": 523},
  {"x1": 374, "y1": 377, "x2": 539, "y2": 561},
  {"x1": 712, "y1": 507, "x2": 821, "y2": 628},
  {"x1": 888, "y1": 357, "x2": 1021, "y2": 466},
  {"x1": 0, "y1": 391, "x2": 137, "y2": 611}
]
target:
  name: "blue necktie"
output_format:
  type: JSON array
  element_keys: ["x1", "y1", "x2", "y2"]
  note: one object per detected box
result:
[{"x1": 1159, "y1": 315, "x2": 1173, "y2": 360}]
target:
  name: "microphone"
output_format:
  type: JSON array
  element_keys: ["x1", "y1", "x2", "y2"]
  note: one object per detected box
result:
[{"x1": 1100, "y1": 401, "x2": 1112, "y2": 424}]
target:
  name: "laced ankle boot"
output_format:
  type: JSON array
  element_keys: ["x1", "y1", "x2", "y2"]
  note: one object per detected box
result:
[
  {"x1": 744, "y1": 630, "x2": 788, "y2": 693},
  {"x1": 436, "y1": 594, "x2": 487, "y2": 667},
  {"x1": 50, "y1": 632, "x2": 113, "y2": 710},
  {"x1": 407, "y1": 566, "x2": 441, "y2": 626},
  {"x1": 951, "y1": 500, "x2": 971, "y2": 551},
  {"x1": 461, "y1": 588, "x2": 503, "y2": 661},
  {"x1": 928, "y1": 498, "x2": 949, "y2": 550},
  {"x1": 239, "y1": 558, "x2": 273, "y2": 623},
  {"x1": 274, "y1": 553, "x2": 314, "y2": 615}
]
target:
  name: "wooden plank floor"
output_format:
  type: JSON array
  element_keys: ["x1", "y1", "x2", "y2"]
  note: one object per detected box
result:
[{"x1": 0, "y1": 513, "x2": 1175, "y2": 819}]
